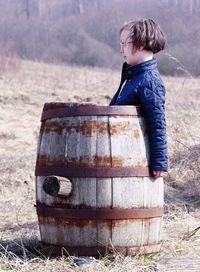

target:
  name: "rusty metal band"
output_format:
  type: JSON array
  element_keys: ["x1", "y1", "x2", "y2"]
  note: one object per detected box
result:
[
  {"x1": 41, "y1": 105, "x2": 142, "y2": 121},
  {"x1": 41, "y1": 242, "x2": 161, "y2": 257},
  {"x1": 35, "y1": 165, "x2": 150, "y2": 177},
  {"x1": 36, "y1": 205, "x2": 163, "y2": 219}
]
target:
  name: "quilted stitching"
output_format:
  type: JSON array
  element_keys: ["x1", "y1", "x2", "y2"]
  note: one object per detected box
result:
[{"x1": 110, "y1": 59, "x2": 168, "y2": 171}]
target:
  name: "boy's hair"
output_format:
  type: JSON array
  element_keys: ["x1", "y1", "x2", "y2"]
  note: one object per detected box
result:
[{"x1": 120, "y1": 19, "x2": 166, "y2": 53}]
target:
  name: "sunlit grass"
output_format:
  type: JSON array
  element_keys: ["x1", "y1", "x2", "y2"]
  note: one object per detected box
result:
[{"x1": 0, "y1": 59, "x2": 200, "y2": 271}]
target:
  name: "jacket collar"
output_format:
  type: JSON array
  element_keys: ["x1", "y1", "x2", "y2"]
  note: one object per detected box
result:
[{"x1": 126, "y1": 59, "x2": 157, "y2": 79}]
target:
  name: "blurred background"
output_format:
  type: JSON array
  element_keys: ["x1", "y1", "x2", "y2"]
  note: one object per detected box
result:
[
  {"x1": 0, "y1": 0, "x2": 200, "y2": 76},
  {"x1": 0, "y1": 2, "x2": 200, "y2": 270}
]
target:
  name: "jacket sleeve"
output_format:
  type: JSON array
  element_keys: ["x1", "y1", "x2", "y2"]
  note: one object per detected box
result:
[{"x1": 138, "y1": 77, "x2": 168, "y2": 171}]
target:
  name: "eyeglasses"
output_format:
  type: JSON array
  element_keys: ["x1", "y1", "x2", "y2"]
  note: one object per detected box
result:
[{"x1": 119, "y1": 41, "x2": 134, "y2": 47}]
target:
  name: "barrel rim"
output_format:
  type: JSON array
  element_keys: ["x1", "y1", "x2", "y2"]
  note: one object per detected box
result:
[{"x1": 41, "y1": 103, "x2": 142, "y2": 121}]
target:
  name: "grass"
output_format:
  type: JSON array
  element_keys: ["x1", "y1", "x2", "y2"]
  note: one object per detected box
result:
[{"x1": 0, "y1": 58, "x2": 200, "y2": 271}]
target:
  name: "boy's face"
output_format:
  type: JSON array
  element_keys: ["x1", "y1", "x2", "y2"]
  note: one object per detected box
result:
[{"x1": 120, "y1": 30, "x2": 143, "y2": 65}]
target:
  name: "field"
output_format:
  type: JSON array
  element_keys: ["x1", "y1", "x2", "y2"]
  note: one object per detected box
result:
[{"x1": 0, "y1": 59, "x2": 200, "y2": 271}]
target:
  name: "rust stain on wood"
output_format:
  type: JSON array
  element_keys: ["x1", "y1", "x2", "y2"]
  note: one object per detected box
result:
[
  {"x1": 38, "y1": 216, "x2": 159, "y2": 230},
  {"x1": 37, "y1": 155, "x2": 66, "y2": 166},
  {"x1": 37, "y1": 154, "x2": 48, "y2": 165},
  {"x1": 111, "y1": 219, "x2": 137, "y2": 228},
  {"x1": 109, "y1": 122, "x2": 131, "y2": 135},
  {"x1": 97, "y1": 122, "x2": 109, "y2": 134},
  {"x1": 95, "y1": 155, "x2": 112, "y2": 166},
  {"x1": 40, "y1": 120, "x2": 110, "y2": 136},
  {"x1": 38, "y1": 216, "x2": 112, "y2": 229},
  {"x1": 40, "y1": 120, "x2": 134, "y2": 137},
  {"x1": 42, "y1": 121, "x2": 65, "y2": 134},
  {"x1": 78, "y1": 155, "x2": 121, "y2": 167},
  {"x1": 36, "y1": 155, "x2": 123, "y2": 167},
  {"x1": 133, "y1": 129, "x2": 140, "y2": 140}
]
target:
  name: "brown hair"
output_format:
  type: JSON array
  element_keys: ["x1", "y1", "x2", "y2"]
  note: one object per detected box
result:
[{"x1": 120, "y1": 19, "x2": 166, "y2": 53}]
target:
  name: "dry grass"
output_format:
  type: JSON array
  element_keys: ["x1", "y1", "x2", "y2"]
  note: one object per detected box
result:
[{"x1": 0, "y1": 59, "x2": 200, "y2": 271}]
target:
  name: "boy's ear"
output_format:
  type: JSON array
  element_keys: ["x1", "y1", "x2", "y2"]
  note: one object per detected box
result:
[{"x1": 139, "y1": 45, "x2": 145, "y2": 51}]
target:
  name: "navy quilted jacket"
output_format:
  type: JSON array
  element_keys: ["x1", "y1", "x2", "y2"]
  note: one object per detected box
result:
[{"x1": 110, "y1": 59, "x2": 168, "y2": 171}]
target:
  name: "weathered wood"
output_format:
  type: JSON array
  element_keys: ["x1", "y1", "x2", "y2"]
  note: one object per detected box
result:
[
  {"x1": 112, "y1": 177, "x2": 163, "y2": 247},
  {"x1": 96, "y1": 116, "x2": 112, "y2": 245},
  {"x1": 66, "y1": 116, "x2": 97, "y2": 246},
  {"x1": 109, "y1": 116, "x2": 149, "y2": 167},
  {"x1": 35, "y1": 103, "x2": 164, "y2": 256}
]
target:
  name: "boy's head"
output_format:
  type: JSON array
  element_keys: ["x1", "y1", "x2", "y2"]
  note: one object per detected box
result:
[
  {"x1": 120, "y1": 19, "x2": 166, "y2": 54},
  {"x1": 119, "y1": 19, "x2": 166, "y2": 65}
]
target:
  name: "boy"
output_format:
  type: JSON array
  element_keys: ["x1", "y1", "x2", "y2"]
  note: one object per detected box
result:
[{"x1": 110, "y1": 19, "x2": 168, "y2": 179}]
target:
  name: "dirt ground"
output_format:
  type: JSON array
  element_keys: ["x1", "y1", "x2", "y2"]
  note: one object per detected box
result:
[{"x1": 0, "y1": 60, "x2": 200, "y2": 271}]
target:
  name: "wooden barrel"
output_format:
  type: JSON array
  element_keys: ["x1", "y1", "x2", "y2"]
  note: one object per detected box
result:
[{"x1": 35, "y1": 103, "x2": 164, "y2": 257}]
